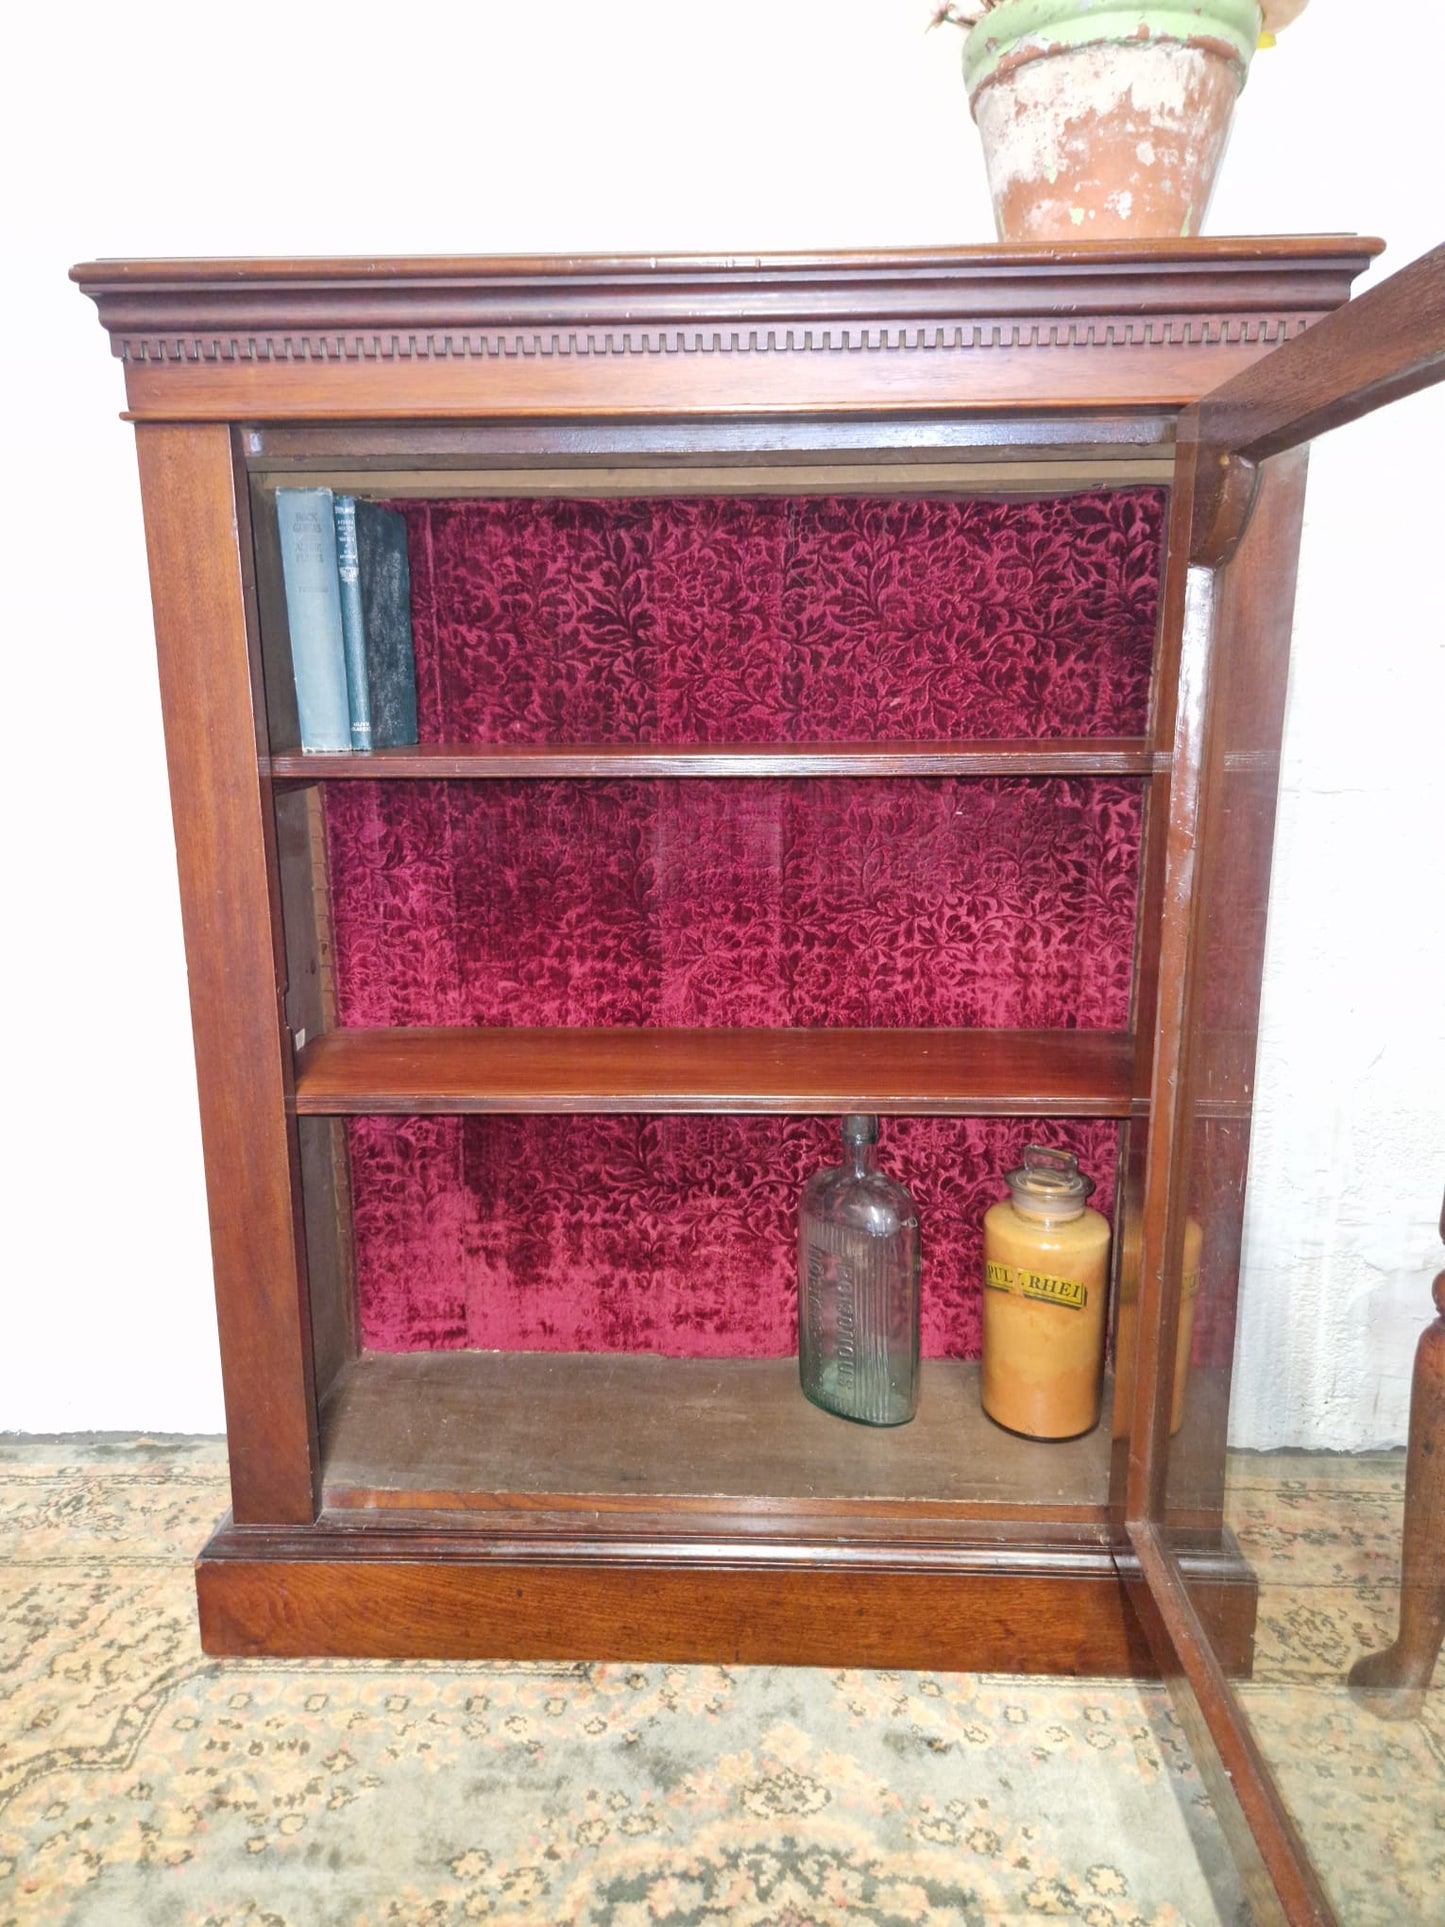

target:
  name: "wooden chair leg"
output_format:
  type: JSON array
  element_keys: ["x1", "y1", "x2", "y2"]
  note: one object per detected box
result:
[{"x1": 1348, "y1": 1193, "x2": 1445, "y2": 1719}]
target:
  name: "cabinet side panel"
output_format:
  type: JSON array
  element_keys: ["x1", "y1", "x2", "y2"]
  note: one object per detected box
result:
[
  {"x1": 296, "y1": 1118, "x2": 357, "y2": 1406},
  {"x1": 276, "y1": 784, "x2": 357, "y2": 1405},
  {"x1": 248, "y1": 483, "x2": 301, "y2": 754},
  {"x1": 134, "y1": 423, "x2": 319, "y2": 1524}
]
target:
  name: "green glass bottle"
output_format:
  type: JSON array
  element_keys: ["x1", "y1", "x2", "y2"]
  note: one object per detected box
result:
[{"x1": 797, "y1": 1115, "x2": 920, "y2": 1426}]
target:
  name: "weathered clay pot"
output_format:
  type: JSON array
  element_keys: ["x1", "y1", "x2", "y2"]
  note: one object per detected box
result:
[{"x1": 963, "y1": 0, "x2": 1261, "y2": 242}]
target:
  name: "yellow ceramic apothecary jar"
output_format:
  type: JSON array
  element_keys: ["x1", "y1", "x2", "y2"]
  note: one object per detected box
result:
[{"x1": 981, "y1": 1145, "x2": 1110, "y2": 1440}]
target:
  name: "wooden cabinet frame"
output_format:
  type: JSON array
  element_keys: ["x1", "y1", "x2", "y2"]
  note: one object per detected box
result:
[{"x1": 76, "y1": 238, "x2": 1445, "y2": 1921}]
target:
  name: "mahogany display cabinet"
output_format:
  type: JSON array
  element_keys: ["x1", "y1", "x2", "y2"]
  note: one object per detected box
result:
[{"x1": 75, "y1": 238, "x2": 1445, "y2": 1922}]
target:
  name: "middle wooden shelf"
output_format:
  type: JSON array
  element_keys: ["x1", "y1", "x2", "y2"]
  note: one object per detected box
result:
[
  {"x1": 268, "y1": 739, "x2": 1165, "y2": 781},
  {"x1": 292, "y1": 1025, "x2": 1135, "y2": 1116}
]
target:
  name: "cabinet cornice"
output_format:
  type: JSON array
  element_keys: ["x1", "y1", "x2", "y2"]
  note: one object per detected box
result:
[{"x1": 72, "y1": 239, "x2": 1381, "y2": 421}]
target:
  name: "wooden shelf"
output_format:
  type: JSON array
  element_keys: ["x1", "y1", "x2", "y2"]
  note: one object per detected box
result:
[
  {"x1": 320, "y1": 1351, "x2": 1113, "y2": 1522},
  {"x1": 293, "y1": 1025, "x2": 1135, "y2": 1116},
  {"x1": 268, "y1": 738, "x2": 1164, "y2": 781}
]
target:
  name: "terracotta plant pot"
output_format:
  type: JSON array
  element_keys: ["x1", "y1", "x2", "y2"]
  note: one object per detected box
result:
[{"x1": 963, "y1": 0, "x2": 1261, "y2": 242}]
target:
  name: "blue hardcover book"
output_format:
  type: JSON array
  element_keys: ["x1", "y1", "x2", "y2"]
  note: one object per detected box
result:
[
  {"x1": 332, "y1": 496, "x2": 374, "y2": 752},
  {"x1": 275, "y1": 488, "x2": 352, "y2": 753},
  {"x1": 354, "y1": 501, "x2": 420, "y2": 748}
]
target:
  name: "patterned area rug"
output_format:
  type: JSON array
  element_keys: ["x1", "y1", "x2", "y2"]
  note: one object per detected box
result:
[
  {"x1": 0, "y1": 1436, "x2": 1248, "y2": 1927},
  {"x1": 1225, "y1": 1452, "x2": 1445, "y2": 1927}
]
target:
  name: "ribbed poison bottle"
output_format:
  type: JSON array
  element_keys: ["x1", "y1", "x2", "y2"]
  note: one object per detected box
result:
[{"x1": 798, "y1": 1115, "x2": 920, "y2": 1426}]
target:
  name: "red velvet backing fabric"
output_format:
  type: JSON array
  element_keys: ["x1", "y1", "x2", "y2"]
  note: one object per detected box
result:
[
  {"x1": 328, "y1": 491, "x2": 1161, "y2": 1360},
  {"x1": 348, "y1": 1114, "x2": 1123, "y2": 1360},
  {"x1": 403, "y1": 492, "x2": 1163, "y2": 743},
  {"x1": 326, "y1": 777, "x2": 1142, "y2": 1031}
]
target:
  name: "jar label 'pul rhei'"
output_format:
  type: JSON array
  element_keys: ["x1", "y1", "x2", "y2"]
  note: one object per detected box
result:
[{"x1": 984, "y1": 1261, "x2": 1088, "y2": 1311}]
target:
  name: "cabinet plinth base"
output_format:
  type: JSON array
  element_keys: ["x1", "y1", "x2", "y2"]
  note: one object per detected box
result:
[{"x1": 195, "y1": 1518, "x2": 1258, "y2": 1674}]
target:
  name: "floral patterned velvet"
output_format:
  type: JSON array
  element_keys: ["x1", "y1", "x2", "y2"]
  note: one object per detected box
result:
[
  {"x1": 326, "y1": 777, "x2": 1142, "y2": 1032},
  {"x1": 327, "y1": 490, "x2": 1162, "y2": 1359},
  {"x1": 403, "y1": 491, "x2": 1163, "y2": 744},
  {"x1": 348, "y1": 1114, "x2": 1123, "y2": 1360}
]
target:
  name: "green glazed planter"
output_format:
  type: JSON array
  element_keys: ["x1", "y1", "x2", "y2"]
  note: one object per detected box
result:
[{"x1": 962, "y1": 0, "x2": 1264, "y2": 241}]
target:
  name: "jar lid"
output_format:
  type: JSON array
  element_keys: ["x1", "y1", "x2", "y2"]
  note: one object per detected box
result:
[{"x1": 1005, "y1": 1144, "x2": 1094, "y2": 1219}]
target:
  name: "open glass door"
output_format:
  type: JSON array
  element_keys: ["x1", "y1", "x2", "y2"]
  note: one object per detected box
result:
[{"x1": 1127, "y1": 242, "x2": 1445, "y2": 1924}]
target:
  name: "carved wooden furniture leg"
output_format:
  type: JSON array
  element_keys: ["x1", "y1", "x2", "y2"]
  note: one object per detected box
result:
[{"x1": 1348, "y1": 1186, "x2": 1445, "y2": 1718}]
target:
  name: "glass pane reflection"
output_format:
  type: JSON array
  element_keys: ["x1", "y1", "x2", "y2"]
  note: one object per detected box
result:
[{"x1": 1159, "y1": 435, "x2": 1445, "y2": 1922}]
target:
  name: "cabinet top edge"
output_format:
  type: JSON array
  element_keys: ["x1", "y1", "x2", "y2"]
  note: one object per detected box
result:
[
  {"x1": 71, "y1": 236, "x2": 1384, "y2": 290},
  {"x1": 76, "y1": 238, "x2": 1383, "y2": 424}
]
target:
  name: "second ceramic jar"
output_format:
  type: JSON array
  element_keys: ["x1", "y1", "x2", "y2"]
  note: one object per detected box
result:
[{"x1": 981, "y1": 1145, "x2": 1110, "y2": 1440}]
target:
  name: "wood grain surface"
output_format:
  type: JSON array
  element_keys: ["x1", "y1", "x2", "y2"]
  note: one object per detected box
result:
[
  {"x1": 318, "y1": 1351, "x2": 1113, "y2": 1518},
  {"x1": 196, "y1": 1541, "x2": 1152, "y2": 1673},
  {"x1": 135, "y1": 426, "x2": 320, "y2": 1525},
  {"x1": 292, "y1": 1026, "x2": 1136, "y2": 1116},
  {"x1": 269, "y1": 740, "x2": 1163, "y2": 781},
  {"x1": 1193, "y1": 239, "x2": 1445, "y2": 463},
  {"x1": 73, "y1": 239, "x2": 1378, "y2": 422}
]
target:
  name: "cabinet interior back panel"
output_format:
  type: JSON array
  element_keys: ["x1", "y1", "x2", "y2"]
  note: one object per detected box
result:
[
  {"x1": 347, "y1": 1113, "x2": 1122, "y2": 1361},
  {"x1": 324, "y1": 489, "x2": 1160, "y2": 1361},
  {"x1": 402, "y1": 490, "x2": 1164, "y2": 743},
  {"x1": 326, "y1": 776, "x2": 1142, "y2": 1031}
]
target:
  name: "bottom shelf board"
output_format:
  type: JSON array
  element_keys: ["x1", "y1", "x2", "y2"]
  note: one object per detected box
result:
[{"x1": 319, "y1": 1349, "x2": 1113, "y2": 1519}]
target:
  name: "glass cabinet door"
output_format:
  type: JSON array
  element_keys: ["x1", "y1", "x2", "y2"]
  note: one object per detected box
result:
[{"x1": 1131, "y1": 242, "x2": 1445, "y2": 1925}]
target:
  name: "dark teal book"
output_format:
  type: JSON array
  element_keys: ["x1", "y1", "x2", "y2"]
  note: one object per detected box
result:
[
  {"x1": 275, "y1": 488, "x2": 351, "y2": 753},
  {"x1": 354, "y1": 501, "x2": 419, "y2": 748},
  {"x1": 333, "y1": 496, "x2": 374, "y2": 752}
]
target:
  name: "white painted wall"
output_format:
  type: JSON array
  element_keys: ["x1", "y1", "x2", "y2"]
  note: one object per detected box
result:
[{"x1": 1, "y1": 1, "x2": 1440, "y2": 1440}]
